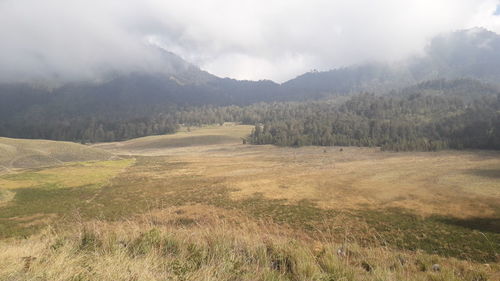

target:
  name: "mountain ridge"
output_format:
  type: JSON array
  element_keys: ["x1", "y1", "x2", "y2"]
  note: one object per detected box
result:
[
  {"x1": 3, "y1": 27, "x2": 500, "y2": 101},
  {"x1": 1, "y1": 28, "x2": 499, "y2": 142}
]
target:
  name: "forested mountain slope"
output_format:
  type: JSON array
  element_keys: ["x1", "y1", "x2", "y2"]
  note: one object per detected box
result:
[{"x1": 0, "y1": 28, "x2": 499, "y2": 150}]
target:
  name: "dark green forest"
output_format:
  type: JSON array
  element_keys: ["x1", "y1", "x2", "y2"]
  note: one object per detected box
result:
[
  {"x1": 248, "y1": 79, "x2": 500, "y2": 151},
  {"x1": 247, "y1": 92, "x2": 500, "y2": 151},
  {"x1": 1, "y1": 78, "x2": 499, "y2": 151}
]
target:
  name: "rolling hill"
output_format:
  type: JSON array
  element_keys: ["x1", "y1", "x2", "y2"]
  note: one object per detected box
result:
[
  {"x1": 0, "y1": 137, "x2": 113, "y2": 170},
  {"x1": 92, "y1": 124, "x2": 252, "y2": 155}
]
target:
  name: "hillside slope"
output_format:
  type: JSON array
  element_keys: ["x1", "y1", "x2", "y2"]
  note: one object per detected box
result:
[{"x1": 0, "y1": 137, "x2": 113, "y2": 170}]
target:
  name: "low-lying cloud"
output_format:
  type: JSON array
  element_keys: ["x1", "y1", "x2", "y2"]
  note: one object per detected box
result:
[{"x1": 1, "y1": 0, "x2": 499, "y2": 83}]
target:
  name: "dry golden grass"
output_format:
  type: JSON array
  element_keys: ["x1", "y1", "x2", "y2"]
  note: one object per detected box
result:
[
  {"x1": 235, "y1": 148, "x2": 498, "y2": 218},
  {"x1": 100, "y1": 122, "x2": 499, "y2": 218},
  {"x1": 1, "y1": 125, "x2": 499, "y2": 279},
  {"x1": 0, "y1": 211, "x2": 497, "y2": 281},
  {"x1": 91, "y1": 124, "x2": 500, "y2": 218}
]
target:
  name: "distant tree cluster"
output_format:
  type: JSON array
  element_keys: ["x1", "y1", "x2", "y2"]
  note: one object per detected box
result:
[{"x1": 247, "y1": 92, "x2": 500, "y2": 151}]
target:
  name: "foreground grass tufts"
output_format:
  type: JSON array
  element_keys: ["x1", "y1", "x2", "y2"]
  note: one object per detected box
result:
[{"x1": 0, "y1": 216, "x2": 496, "y2": 281}]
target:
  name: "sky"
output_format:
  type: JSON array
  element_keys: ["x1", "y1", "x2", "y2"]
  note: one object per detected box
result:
[{"x1": 1, "y1": 0, "x2": 500, "y2": 83}]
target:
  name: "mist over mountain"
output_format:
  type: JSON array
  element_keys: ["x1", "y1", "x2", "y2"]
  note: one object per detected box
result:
[
  {"x1": 0, "y1": 28, "x2": 499, "y2": 144},
  {"x1": 283, "y1": 28, "x2": 500, "y2": 96},
  {"x1": 4, "y1": 28, "x2": 500, "y2": 101}
]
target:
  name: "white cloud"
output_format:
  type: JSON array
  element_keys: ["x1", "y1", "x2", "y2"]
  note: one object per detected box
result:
[
  {"x1": 0, "y1": 0, "x2": 497, "y2": 83},
  {"x1": 466, "y1": 0, "x2": 500, "y2": 33}
]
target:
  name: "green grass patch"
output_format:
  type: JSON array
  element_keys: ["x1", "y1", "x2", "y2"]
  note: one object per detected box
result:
[
  {"x1": 0, "y1": 159, "x2": 134, "y2": 189},
  {"x1": 0, "y1": 189, "x2": 15, "y2": 204},
  {"x1": 358, "y1": 210, "x2": 500, "y2": 263},
  {"x1": 2, "y1": 171, "x2": 54, "y2": 182},
  {"x1": 0, "y1": 159, "x2": 134, "y2": 237}
]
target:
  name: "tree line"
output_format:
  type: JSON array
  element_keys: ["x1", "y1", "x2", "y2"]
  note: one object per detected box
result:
[
  {"x1": 248, "y1": 92, "x2": 500, "y2": 151},
  {"x1": 0, "y1": 79, "x2": 499, "y2": 151}
]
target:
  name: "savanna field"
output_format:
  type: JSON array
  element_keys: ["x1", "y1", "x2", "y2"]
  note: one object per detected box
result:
[
  {"x1": 3, "y1": 2, "x2": 500, "y2": 280},
  {"x1": 0, "y1": 124, "x2": 499, "y2": 281}
]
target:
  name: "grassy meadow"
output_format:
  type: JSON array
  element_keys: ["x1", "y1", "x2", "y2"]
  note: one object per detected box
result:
[{"x1": 0, "y1": 124, "x2": 499, "y2": 280}]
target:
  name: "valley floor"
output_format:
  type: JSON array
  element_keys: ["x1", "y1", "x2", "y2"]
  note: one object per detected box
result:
[{"x1": 0, "y1": 124, "x2": 499, "y2": 280}]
